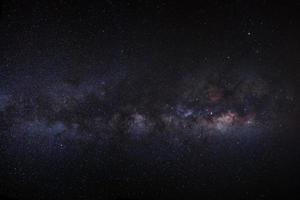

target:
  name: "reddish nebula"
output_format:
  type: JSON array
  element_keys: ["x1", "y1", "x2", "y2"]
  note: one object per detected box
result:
[
  {"x1": 198, "y1": 111, "x2": 257, "y2": 131},
  {"x1": 207, "y1": 86, "x2": 223, "y2": 103}
]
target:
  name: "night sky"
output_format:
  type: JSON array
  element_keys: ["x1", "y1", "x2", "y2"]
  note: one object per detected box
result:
[{"x1": 0, "y1": 0, "x2": 299, "y2": 199}]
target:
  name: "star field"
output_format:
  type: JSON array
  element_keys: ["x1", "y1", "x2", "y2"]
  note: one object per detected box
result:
[{"x1": 0, "y1": 1, "x2": 299, "y2": 199}]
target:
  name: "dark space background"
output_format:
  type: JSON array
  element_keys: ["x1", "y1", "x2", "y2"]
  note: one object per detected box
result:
[{"x1": 0, "y1": 0, "x2": 299, "y2": 199}]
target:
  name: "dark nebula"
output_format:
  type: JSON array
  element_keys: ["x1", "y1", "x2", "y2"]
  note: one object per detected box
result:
[{"x1": 0, "y1": 1, "x2": 299, "y2": 199}]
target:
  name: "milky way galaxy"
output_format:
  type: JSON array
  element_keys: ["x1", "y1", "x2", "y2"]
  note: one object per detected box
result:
[
  {"x1": 1, "y1": 68, "x2": 278, "y2": 142},
  {"x1": 0, "y1": 1, "x2": 299, "y2": 199}
]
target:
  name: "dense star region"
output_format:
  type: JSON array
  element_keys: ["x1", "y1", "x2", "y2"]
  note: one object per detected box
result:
[
  {"x1": 0, "y1": 68, "x2": 289, "y2": 143},
  {"x1": 0, "y1": 0, "x2": 299, "y2": 199}
]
